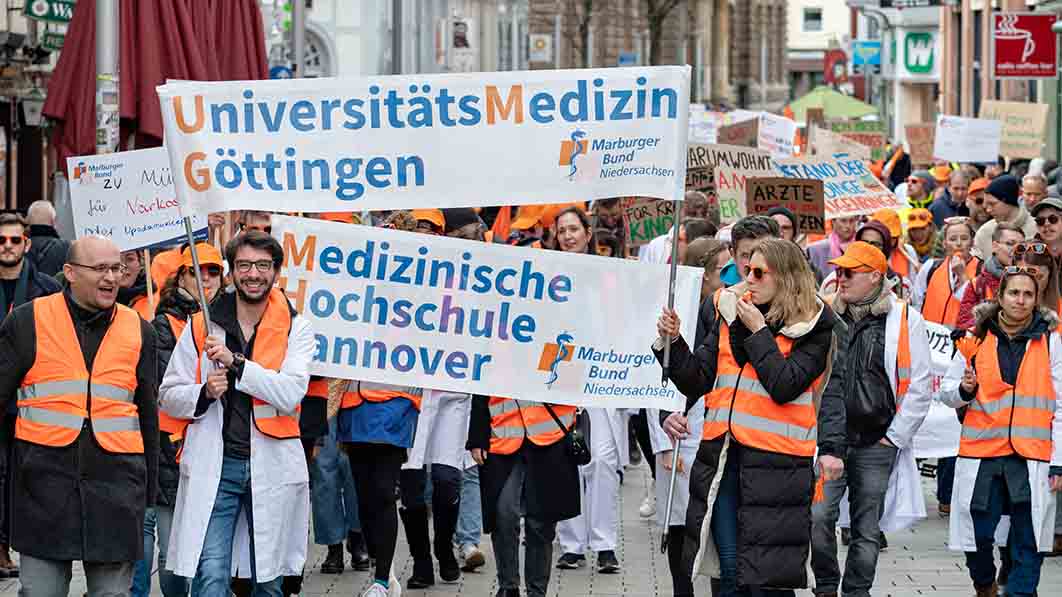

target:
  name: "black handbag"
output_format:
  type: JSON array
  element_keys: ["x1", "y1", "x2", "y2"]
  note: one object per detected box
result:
[{"x1": 544, "y1": 404, "x2": 592, "y2": 466}]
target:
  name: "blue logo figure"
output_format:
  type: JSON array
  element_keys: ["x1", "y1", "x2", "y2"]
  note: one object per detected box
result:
[
  {"x1": 568, "y1": 130, "x2": 587, "y2": 180},
  {"x1": 546, "y1": 332, "x2": 574, "y2": 388}
]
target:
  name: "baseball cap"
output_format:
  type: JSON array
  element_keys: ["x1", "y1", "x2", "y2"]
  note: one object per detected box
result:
[
  {"x1": 411, "y1": 209, "x2": 446, "y2": 230},
  {"x1": 907, "y1": 208, "x2": 933, "y2": 230},
  {"x1": 930, "y1": 165, "x2": 951, "y2": 184},
  {"x1": 320, "y1": 212, "x2": 359, "y2": 224},
  {"x1": 871, "y1": 208, "x2": 902, "y2": 239},
  {"x1": 182, "y1": 242, "x2": 223, "y2": 269},
  {"x1": 968, "y1": 177, "x2": 989, "y2": 195},
  {"x1": 151, "y1": 248, "x2": 184, "y2": 289},
  {"x1": 510, "y1": 205, "x2": 545, "y2": 231},
  {"x1": 828, "y1": 241, "x2": 888, "y2": 274},
  {"x1": 1031, "y1": 196, "x2": 1062, "y2": 217}
]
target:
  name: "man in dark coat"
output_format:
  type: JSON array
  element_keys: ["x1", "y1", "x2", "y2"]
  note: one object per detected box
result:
[
  {"x1": 25, "y1": 200, "x2": 70, "y2": 278},
  {"x1": 0, "y1": 212, "x2": 62, "y2": 577},
  {"x1": 0, "y1": 236, "x2": 158, "y2": 596}
]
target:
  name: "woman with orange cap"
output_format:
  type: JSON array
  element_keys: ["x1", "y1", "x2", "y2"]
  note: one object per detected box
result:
[
  {"x1": 871, "y1": 209, "x2": 920, "y2": 290},
  {"x1": 905, "y1": 208, "x2": 942, "y2": 264},
  {"x1": 913, "y1": 218, "x2": 982, "y2": 328}
]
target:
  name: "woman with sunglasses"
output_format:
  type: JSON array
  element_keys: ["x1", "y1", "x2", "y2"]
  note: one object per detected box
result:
[
  {"x1": 140, "y1": 242, "x2": 224, "y2": 597},
  {"x1": 905, "y1": 208, "x2": 942, "y2": 264},
  {"x1": 913, "y1": 218, "x2": 982, "y2": 328},
  {"x1": 1014, "y1": 243, "x2": 1062, "y2": 315},
  {"x1": 939, "y1": 266, "x2": 1062, "y2": 597},
  {"x1": 656, "y1": 238, "x2": 840, "y2": 596},
  {"x1": 1031, "y1": 196, "x2": 1062, "y2": 259}
]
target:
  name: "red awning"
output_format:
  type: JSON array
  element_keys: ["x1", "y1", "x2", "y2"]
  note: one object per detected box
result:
[{"x1": 43, "y1": 0, "x2": 268, "y2": 169}]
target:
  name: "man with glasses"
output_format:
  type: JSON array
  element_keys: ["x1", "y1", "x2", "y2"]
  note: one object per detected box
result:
[
  {"x1": 902, "y1": 171, "x2": 936, "y2": 210},
  {"x1": 160, "y1": 231, "x2": 313, "y2": 597},
  {"x1": 0, "y1": 235, "x2": 159, "y2": 596},
  {"x1": 966, "y1": 178, "x2": 992, "y2": 230},
  {"x1": 930, "y1": 171, "x2": 971, "y2": 228},
  {"x1": 958, "y1": 223, "x2": 1026, "y2": 330},
  {"x1": 812, "y1": 241, "x2": 932, "y2": 597},
  {"x1": 0, "y1": 212, "x2": 60, "y2": 578},
  {"x1": 1031, "y1": 196, "x2": 1062, "y2": 258},
  {"x1": 974, "y1": 175, "x2": 1038, "y2": 261}
]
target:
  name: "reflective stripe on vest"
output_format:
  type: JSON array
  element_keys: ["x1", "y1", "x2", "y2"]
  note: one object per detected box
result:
[
  {"x1": 339, "y1": 380, "x2": 423, "y2": 411},
  {"x1": 958, "y1": 331, "x2": 1055, "y2": 461},
  {"x1": 488, "y1": 396, "x2": 575, "y2": 455},
  {"x1": 159, "y1": 314, "x2": 191, "y2": 437},
  {"x1": 922, "y1": 256, "x2": 979, "y2": 328},
  {"x1": 192, "y1": 288, "x2": 301, "y2": 439},
  {"x1": 897, "y1": 304, "x2": 911, "y2": 401},
  {"x1": 702, "y1": 289, "x2": 820, "y2": 457},
  {"x1": 17, "y1": 294, "x2": 143, "y2": 453}
]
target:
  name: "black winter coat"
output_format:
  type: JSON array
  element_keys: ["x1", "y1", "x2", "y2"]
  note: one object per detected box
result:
[
  {"x1": 0, "y1": 292, "x2": 158, "y2": 562},
  {"x1": 466, "y1": 395, "x2": 580, "y2": 531},
  {"x1": 654, "y1": 293, "x2": 836, "y2": 588},
  {"x1": 27, "y1": 225, "x2": 70, "y2": 278}
]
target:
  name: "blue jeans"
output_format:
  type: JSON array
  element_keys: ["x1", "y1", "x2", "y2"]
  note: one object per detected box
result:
[
  {"x1": 132, "y1": 505, "x2": 189, "y2": 597},
  {"x1": 965, "y1": 474, "x2": 1044, "y2": 597},
  {"x1": 456, "y1": 465, "x2": 483, "y2": 548},
  {"x1": 191, "y1": 456, "x2": 282, "y2": 597},
  {"x1": 310, "y1": 419, "x2": 360, "y2": 546},
  {"x1": 937, "y1": 457, "x2": 957, "y2": 505}
]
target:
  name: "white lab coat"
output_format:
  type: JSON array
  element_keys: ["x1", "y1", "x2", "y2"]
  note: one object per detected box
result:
[
  {"x1": 638, "y1": 231, "x2": 671, "y2": 264},
  {"x1": 938, "y1": 329, "x2": 1062, "y2": 552},
  {"x1": 405, "y1": 389, "x2": 472, "y2": 471},
  {"x1": 647, "y1": 401, "x2": 706, "y2": 528},
  {"x1": 159, "y1": 316, "x2": 315, "y2": 582}
]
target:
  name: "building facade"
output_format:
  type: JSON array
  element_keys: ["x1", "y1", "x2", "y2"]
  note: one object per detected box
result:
[{"x1": 786, "y1": 0, "x2": 851, "y2": 99}]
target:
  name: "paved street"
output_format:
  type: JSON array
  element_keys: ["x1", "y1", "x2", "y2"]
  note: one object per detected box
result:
[{"x1": 3, "y1": 461, "x2": 1060, "y2": 596}]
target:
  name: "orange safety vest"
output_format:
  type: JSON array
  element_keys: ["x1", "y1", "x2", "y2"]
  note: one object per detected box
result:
[
  {"x1": 307, "y1": 377, "x2": 329, "y2": 400},
  {"x1": 17, "y1": 294, "x2": 144, "y2": 453},
  {"x1": 890, "y1": 250, "x2": 914, "y2": 281},
  {"x1": 897, "y1": 304, "x2": 911, "y2": 400},
  {"x1": 131, "y1": 294, "x2": 156, "y2": 321},
  {"x1": 922, "y1": 256, "x2": 980, "y2": 327},
  {"x1": 701, "y1": 293, "x2": 821, "y2": 457},
  {"x1": 158, "y1": 314, "x2": 191, "y2": 437},
  {"x1": 339, "y1": 380, "x2": 422, "y2": 411},
  {"x1": 487, "y1": 397, "x2": 575, "y2": 455},
  {"x1": 959, "y1": 331, "x2": 1055, "y2": 461},
  {"x1": 191, "y1": 288, "x2": 301, "y2": 440}
]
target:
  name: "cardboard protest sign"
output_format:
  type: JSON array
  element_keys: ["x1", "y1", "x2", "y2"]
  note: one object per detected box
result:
[
  {"x1": 933, "y1": 115, "x2": 1002, "y2": 163},
  {"x1": 829, "y1": 120, "x2": 886, "y2": 160},
  {"x1": 67, "y1": 147, "x2": 208, "y2": 251},
  {"x1": 716, "y1": 118, "x2": 759, "y2": 148},
  {"x1": 774, "y1": 155, "x2": 903, "y2": 220},
  {"x1": 624, "y1": 199, "x2": 676, "y2": 247},
  {"x1": 687, "y1": 143, "x2": 776, "y2": 223},
  {"x1": 746, "y1": 177, "x2": 825, "y2": 234},
  {"x1": 904, "y1": 123, "x2": 936, "y2": 166},
  {"x1": 273, "y1": 215, "x2": 701, "y2": 409},
  {"x1": 811, "y1": 126, "x2": 872, "y2": 162},
  {"x1": 978, "y1": 100, "x2": 1049, "y2": 160},
  {"x1": 157, "y1": 66, "x2": 691, "y2": 214}
]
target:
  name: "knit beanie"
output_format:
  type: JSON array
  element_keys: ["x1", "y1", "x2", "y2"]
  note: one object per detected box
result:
[
  {"x1": 909, "y1": 170, "x2": 936, "y2": 194},
  {"x1": 443, "y1": 208, "x2": 482, "y2": 232},
  {"x1": 986, "y1": 174, "x2": 1020, "y2": 207},
  {"x1": 766, "y1": 206, "x2": 798, "y2": 233}
]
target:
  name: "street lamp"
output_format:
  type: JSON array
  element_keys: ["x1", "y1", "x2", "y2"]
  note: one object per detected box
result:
[{"x1": 1053, "y1": 20, "x2": 1062, "y2": 161}]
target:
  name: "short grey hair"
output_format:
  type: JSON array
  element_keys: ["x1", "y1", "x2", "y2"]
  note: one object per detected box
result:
[{"x1": 1022, "y1": 173, "x2": 1048, "y2": 189}]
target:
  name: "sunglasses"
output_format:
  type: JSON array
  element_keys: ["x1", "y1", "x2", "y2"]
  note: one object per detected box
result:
[
  {"x1": 1013, "y1": 242, "x2": 1048, "y2": 257},
  {"x1": 837, "y1": 267, "x2": 874, "y2": 280},
  {"x1": 243, "y1": 225, "x2": 272, "y2": 235},
  {"x1": 943, "y1": 216, "x2": 970, "y2": 225},
  {"x1": 907, "y1": 178, "x2": 923, "y2": 185},
  {"x1": 1035, "y1": 214, "x2": 1060, "y2": 227},
  {"x1": 0, "y1": 235, "x2": 23, "y2": 246},
  {"x1": 970, "y1": 197, "x2": 984, "y2": 206},
  {"x1": 1002, "y1": 265, "x2": 1042, "y2": 277},
  {"x1": 748, "y1": 266, "x2": 770, "y2": 281},
  {"x1": 193, "y1": 265, "x2": 223, "y2": 278},
  {"x1": 908, "y1": 212, "x2": 931, "y2": 223}
]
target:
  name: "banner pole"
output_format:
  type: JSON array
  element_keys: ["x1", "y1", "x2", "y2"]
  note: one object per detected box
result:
[
  {"x1": 184, "y1": 216, "x2": 213, "y2": 335},
  {"x1": 660, "y1": 436, "x2": 682, "y2": 553},
  {"x1": 143, "y1": 248, "x2": 155, "y2": 317},
  {"x1": 660, "y1": 202, "x2": 684, "y2": 385}
]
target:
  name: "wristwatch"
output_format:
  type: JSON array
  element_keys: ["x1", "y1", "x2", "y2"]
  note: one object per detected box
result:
[{"x1": 232, "y1": 352, "x2": 247, "y2": 377}]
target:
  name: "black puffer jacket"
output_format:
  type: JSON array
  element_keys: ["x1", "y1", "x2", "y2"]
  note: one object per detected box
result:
[
  {"x1": 27, "y1": 225, "x2": 69, "y2": 278},
  {"x1": 150, "y1": 287, "x2": 201, "y2": 506},
  {"x1": 654, "y1": 284, "x2": 837, "y2": 588}
]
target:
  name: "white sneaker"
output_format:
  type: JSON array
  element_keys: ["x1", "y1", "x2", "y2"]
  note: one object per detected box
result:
[
  {"x1": 639, "y1": 494, "x2": 656, "y2": 518},
  {"x1": 460, "y1": 544, "x2": 486, "y2": 571},
  {"x1": 361, "y1": 583, "x2": 388, "y2": 597}
]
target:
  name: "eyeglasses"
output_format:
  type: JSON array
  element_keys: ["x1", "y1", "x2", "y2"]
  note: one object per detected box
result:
[
  {"x1": 1002, "y1": 265, "x2": 1042, "y2": 277},
  {"x1": 1035, "y1": 214, "x2": 1061, "y2": 227},
  {"x1": 837, "y1": 267, "x2": 874, "y2": 280},
  {"x1": 69, "y1": 262, "x2": 127, "y2": 276},
  {"x1": 1013, "y1": 242, "x2": 1048, "y2": 257},
  {"x1": 748, "y1": 266, "x2": 770, "y2": 280},
  {"x1": 234, "y1": 260, "x2": 275, "y2": 273},
  {"x1": 908, "y1": 212, "x2": 931, "y2": 223},
  {"x1": 191, "y1": 265, "x2": 223, "y2": 278},
  {"x1": 907, "y1": 178, "x2": 923, "y2": 185},
  {"x1": 0, "y1": 235, "x2": 24, "y2": 246}
]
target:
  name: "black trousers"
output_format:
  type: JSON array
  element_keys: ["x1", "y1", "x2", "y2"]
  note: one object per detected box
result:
[
  {"x1": 345, "y1": 442, "x2": 406, "y2": 583},
  {"x1": 630, "y1": 409, "x2": 656, "y2": 479},
  {"x1": 0, "y1": 413, "x2": 15, "y2": 546}
]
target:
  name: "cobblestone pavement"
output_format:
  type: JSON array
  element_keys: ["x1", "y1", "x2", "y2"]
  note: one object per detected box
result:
[{"x1": 3, "y1": 463, "x2": 1059, "y2": 596}]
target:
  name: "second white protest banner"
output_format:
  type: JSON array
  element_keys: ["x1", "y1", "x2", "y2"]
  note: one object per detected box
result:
[
  {"x1": 157, "y1": 67, "x2": 690, "y2": 213},
  {"x1": 273, "y1": 215, "x2": 699, "y2": 410}
]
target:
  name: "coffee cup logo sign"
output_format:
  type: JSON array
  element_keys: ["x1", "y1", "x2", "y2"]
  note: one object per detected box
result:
[{"x1": 992, "y1": 13, "x2": 1058, "y2": 79}]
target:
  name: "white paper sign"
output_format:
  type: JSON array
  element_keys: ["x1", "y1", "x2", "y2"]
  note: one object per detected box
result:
[
  {"x1": 912, "y1": 320, "x2": 962, "y2": 459},
  {"x1": 156, "y1": 67, "x2": 691, "y2": 214},
  {"x1": 932, "y1": 115, "x2": 1002, "y2": 164},
  {"x1": 67, "y1": 147, "x2": 208, "y2": 252},
  {"x1": 272, "y1": 215, "x2": 700, "y2": 409},
  {"x1": 758, "y1": 112, "x2": 797, "y2": 158}
]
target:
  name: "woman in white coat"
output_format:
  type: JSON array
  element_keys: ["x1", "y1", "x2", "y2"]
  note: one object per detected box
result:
[
  {"x1": 552, "y1": 207, "x2": 630, "y2": 574},
  {"x1": 159, "y1": 234, "x2": 314, "y2": 597},
  {"x1": 939, "y1": 268, "x2": 1062, "y2": 597}
]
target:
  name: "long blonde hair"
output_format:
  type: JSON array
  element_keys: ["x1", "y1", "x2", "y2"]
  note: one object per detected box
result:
[{"x1": 753, "y1": 238, "x2": 820, "y2": 327}]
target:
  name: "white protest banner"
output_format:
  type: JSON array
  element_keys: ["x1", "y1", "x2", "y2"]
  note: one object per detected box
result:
[
  {"x1": 912, "y1": 320, "x2": 962, "y2": 459},
  {"x1": 687, "y1": 143, "x2": 775, "y2": 223},
  {"x1": 978, "y1": 100, "x2": 1050, "y2": 160},
  {"x1": 157, "y1": 67, "x2": 690, "y2": 214},
  {"x1": 67, "y1": 147, "x2": 208, "y2": 251},
  {"x1": 932, "y1": 115, "x2": 1002, "y2": 164},
  {"x1": 758, "y1": 112, "x2": 797, "y2": 158},
  {"x1": 272, "y1": 215, "x2": 700, "y2": 409},
  {"x1": 688, "y1": 104, "x2": 717, "y2": 143},
  {"x1": 774, "y1": 155, "x2": 904, "y2": 220}
]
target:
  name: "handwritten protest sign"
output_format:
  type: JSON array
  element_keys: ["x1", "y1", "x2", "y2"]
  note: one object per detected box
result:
[
  {"x1": 67, "y1": 147, "x2": 208, "y2": 251},
  {"x1": 688, "y1": 104, "x2": 718, "y2": 143},
  {"x1": 811, "y1": 126, "x2": 871, "y2": 162},
  {"x1": 912, "y1": 320, "x2": 962, "y2": 459},
  {"x1": 978, "y1": 100, "x2": 1049, "y2": 159},
  {"x1": 933, "y1": 115, "x2": 1002, "y2": 163},
  {"x1": 716, "y1": 118, "x2": 759, "y2": 148},
  {"x1": 774, "y1": 155, "x2": 903, "y2": 220},
  {"x1": 687, "y1": 144, "x2": 775, "y2": 224},
  {"x1": 157, "y1": 67, "x2": 691, "y2": 214},
  {"x1": 624, "y1": 199, "x2": 675, "y2": 247},
  {"x1": 746, "y1": 178, "x2": 825, "y2": 234},
  {"x1": 829, "y1": 120, "x2": 886, "y2": 160},
  {"x1": 758, "y1": 112, "x2": 797, "y2": 158},
  {"x1": 273, "y1": 215, "x2": 700, "y2": 409},
  {"x1": 904, "y1": 123, "x2": 936, "y2": 166}
]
